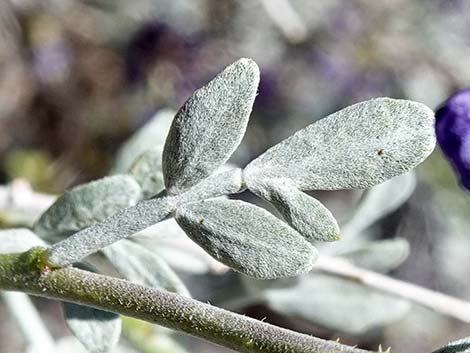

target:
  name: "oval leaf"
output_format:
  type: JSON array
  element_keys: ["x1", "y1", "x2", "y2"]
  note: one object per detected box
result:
[
  {"x1": 64, "y1": 302, "x2": 121, "y2": 353},
  {"x1": 34, "y1": 175, "x2": 141, "y2": 242},
  {"x1": 128, "y1": 147, "x2": 165, "y2": 199},
  {"x1": 245, "y1": 98, "x2": 435, "y2": 192},
  {"x1": 261, "y1": 179, "x2": 340, "y2": 242},
  {"x1": 163, "y1": 58, "x2": 260, "y2": 194},
  {"x1": 175, "y1": 198, "x2": 318, "y2": 279},
  {"x1": 102, "y1": 239, "x2": 190, "y2": 297}
]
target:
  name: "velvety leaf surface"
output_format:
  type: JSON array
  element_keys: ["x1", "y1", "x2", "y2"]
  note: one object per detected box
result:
[
  {"x1": 245, "y1": 98, "x2": 435, "y2": 193},
  {"x1": 262, "y1": 179, "x2": 340, "y2": 242},
  {"x1": 175, "y1": 198, "x2": 318, "y2": 279},
  {"x1": 34, "y1": 175, "x2": 141, "y2": 242},
  {"x1": 163, "y1": 58, "x2": 259, "y2": 194}
]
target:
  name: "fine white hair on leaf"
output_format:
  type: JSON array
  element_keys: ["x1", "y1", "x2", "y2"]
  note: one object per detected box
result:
[
  {"x1": 260, "y1": 179, "x2": 340, "y2": 242},
  {"x1": 163, "y1": 58, "x2": 260, "y2": 195},
  {"x1": 175, "y1": 198, "x2": 318, "y2": 279},
  {"x1": 244, "y1": 97, "x2": 436, "y2": 192},
  {"x1": 34, "y1": 175, "x2": 142, "y2": 243}
]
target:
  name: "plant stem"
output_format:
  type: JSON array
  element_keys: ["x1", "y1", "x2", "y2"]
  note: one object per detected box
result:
[
  {"x1": 0, "y1": 248, "x2": 372, "y2": 353},
  {"x1": 314, "y1": 256, "x2": 470, "y2": 323}
]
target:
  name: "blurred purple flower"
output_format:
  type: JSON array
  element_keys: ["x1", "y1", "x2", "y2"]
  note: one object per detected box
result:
[{"x1": 435, "y1": 89, "x2": 470, "y2": 190}]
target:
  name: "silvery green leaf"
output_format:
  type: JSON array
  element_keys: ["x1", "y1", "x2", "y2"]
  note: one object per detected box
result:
[
  {"x1": 178, "y1": 168, "x2": 244, "y2": 203},
  {"x1": 340, "y1": 238, "x2": 410, "y2": 273},
  {"x1": 244, "y1": 98, "x2": 435, "y2": 193},
  {"x1": 432, "y1": 337, "x2": 470, "y2": 353},
  {"x1": 102, "y1": 239, "x2": 190, "y2": 297},
  {"x1": 34, "y1": 175, "x2": 141, "y2": 242},
  {"x1": 163, "y1": 58, "x2": 260, "y2": 194},
  {"x1": 128, "y1": 147, "x2": 164, "y2": 199},
  {"x1": 261, "y1": 179, "x2": 340, "y2": 242},
  {"x1": 47, "y1": 195, "x2": 175, "y2": 267},
  {"x1": 113, "y1": 109, "x2": 176, "y2": 173},
  {"x1": 64, "y1": 303, "x2": 121, "y2": 353},
  {"x1": 0, "y1": 228, "x2": 46, "y2": 254},
  {"x1": 264, "y1": 273, "x2": 410, "y2": 334},
  {"x1": 341, "y1": 172, "x2": 417, "y2": 238},
  {"x1": 175, "y1": 198, "x2": 318, "y2": 279}
]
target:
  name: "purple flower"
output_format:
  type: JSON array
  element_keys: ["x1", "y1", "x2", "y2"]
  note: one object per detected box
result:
[{"x1": 435, "y1": 89, "x2": 470, "y2": 190}]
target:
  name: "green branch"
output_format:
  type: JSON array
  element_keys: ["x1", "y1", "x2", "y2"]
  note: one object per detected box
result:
[{"x1": 0, "y1": 248, "x2": 372, "y2": 353}]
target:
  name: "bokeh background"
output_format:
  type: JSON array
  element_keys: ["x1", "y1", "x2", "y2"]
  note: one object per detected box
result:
[{"x1": 0, "y1": 1, "x2": 470, "y2": 353}]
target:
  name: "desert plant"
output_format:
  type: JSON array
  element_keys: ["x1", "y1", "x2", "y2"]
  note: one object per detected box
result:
[{"x1": 0, "y1": 58, "x2": 468, "y2": 353}]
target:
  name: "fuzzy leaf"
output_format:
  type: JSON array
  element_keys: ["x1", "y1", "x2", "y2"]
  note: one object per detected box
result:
[
  {"x1": 342, "y1": 172, "x2": 417, "y2": 238},
  {"x1": 264, "y1": 274, "x2": 410, "y2": 334},
  {"x1": 178, "y1": 168, "x2": 244, "y2": 203},
  {"x1": 163, "y1": 58, "x2": 260, "y2": 194},
  {"x1": 47, "y1": 195, "x2": 175, "y2": 267},
  {"x1": 340, "y1": 238, "x2": 410, "y2": 272},
  {"x1": 63, "y1": 303, "x2": 121, "y2": 353},
  {"x1": 245, "y1": 98, "x2": 435, "y2": 193},
  {"x1": 432, "y1": 337, "x2": 470, "y2": 353},
  {"x1": 34, "y1": 175, "x2": 141, "y2": 242},
  {"x1": 261, "y1": 179, "x2": 340, "y2": 242},
  {"x1": 0, "y1": 228, "x2": 46, "y2": 253},
  {"x1": 102, "y1": 239, "x2": 190, "y2": 297},
  {"x1": 175, "y1": 198, "x2": 318, "y2": 279},
  {"x1": 128, "y1": 147, "x2": 165, "y2": 199},
  {"x1": 113, "y1": 109, "x2": 175, "y2": 173}
]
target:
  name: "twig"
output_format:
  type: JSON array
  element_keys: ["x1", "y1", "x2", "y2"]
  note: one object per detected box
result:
[
  {"x1": 2, "y1": 181, "x2": 470, "y2": 324},
  {"x1": 0, "y1": 249, "x2": 372, "y2": 353},
  {"x1": 314, "y1": 256, "x2": 470, "y2": 323}
]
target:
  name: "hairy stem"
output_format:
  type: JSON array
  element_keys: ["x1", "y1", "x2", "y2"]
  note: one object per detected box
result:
[{"x1": 0, "y1": 248, "x2": 371, "y2": 353}]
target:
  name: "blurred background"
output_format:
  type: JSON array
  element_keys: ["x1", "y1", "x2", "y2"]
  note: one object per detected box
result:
[{"x1": 0, "y1": 1, "x2": 469, "y2": 353}]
